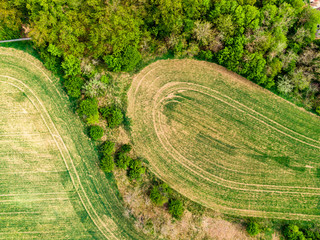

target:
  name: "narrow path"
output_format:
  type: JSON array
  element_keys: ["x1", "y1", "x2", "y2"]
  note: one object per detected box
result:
[{"x1": 0, "y1": 38, "x2": 31, "y2": 43}]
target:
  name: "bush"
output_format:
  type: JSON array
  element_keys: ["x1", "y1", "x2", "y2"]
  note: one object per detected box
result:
[
  {"x1": 246, "y1": 221, "x2": 260, "y2": 236},
  {"x1": 103, "y1": 46, "x2": 141, "y2": 72},
  {"x1": 62, "y1": 55, "x2": 81, "y2": 77},
  {"x1": 89, "y1": 125, "x2": 104, "y2": 140},
  {"x1": 101, "y1": 141, "x2": 115, "y2": 156},
  {"x1": 115, "y1": 152, "x2": 131, "y2": 169},
  {"x1": 64, "y1": 77, "x2": 84, "y2": 98},
  {"x1": 121, "y1": 46, "x2": 142, "y2": 72},
  {"x1": 168, "y1": 199, "x2": 184, "y2": 219},
  {"x1": 283, "y1": 224, "x2": 305, "y2": 240},
  {"x1": 128, "y1": 159, "x2": 145, "y2": 180},
  {"x1": 79, "y1": 98, "x2": 99, "y2": 122},
  {"x1": 197, "y1": 50, "x2": 213, "y2": 61},
  {"x1": 100, "y1": 155, "x2": 114, "y2": 172},
  {"x1": 123, "y1": 113, "x2": 131, "y2": 131},
  {"x1": 149, "y1": 183, "x2": 170, "y2": 206},
  {"x1": 86, "y1": 113, "x2": 99, "y2": 125},
  {"x1": 100, "y1": 106, "x2": 123, "y2": 128},
  {"x1": 120, "y1": 144, "x2": 132, "y2": 153}
]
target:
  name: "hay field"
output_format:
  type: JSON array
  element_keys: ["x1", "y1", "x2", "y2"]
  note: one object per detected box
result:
[
  {"x1": 0, "y1": 48, "x2": 147, "y2": 239},
  {"x1": 128, "y1": 60, "x2": 320, "y2": 220}
]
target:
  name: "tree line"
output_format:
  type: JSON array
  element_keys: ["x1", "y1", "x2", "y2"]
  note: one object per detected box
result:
[{"x1": 1, "y1": 0, "x2": 320, "y2": 115}]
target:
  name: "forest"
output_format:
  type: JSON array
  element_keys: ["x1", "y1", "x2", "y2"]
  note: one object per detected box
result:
[{"x1": 1, "y1": 0, "x2": 320, "y2": 116}]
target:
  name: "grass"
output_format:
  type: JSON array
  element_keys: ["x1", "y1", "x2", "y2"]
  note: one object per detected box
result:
[
  {"x1": 0, "y1": 47, "x2": 148, "y2": 239},
  {"x1": 127, "y1": 59, "x2": 320, "y2": 221}
]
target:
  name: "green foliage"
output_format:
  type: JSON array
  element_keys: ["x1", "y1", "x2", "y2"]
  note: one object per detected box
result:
[
  {"x1": 115, "y1": 152, "x2": 131, "y2": 170},
  {"x1": 123, "y1": 113, "x2": 132, "y2": 131},
  {"x1": 101, "y1": 141, "x2": 115, "y2": 156},
  {"x1": 316, "y1": 106, "x2": 320, "y2": 115},
  {"x1": 89, "y1": 125, "x2": 104, "y2": 140},
  {"x1": 246, "y1": 221, "x2": 260, "y2": 236},
  {"x1": 168, "y1": 199, "x2": 184, "y2": 219},
  {"x1": 79, "y1": 98, "x2": 99, "y2": 119},
  {"x1": 100, "y1": 106, "x2": 124, "y2": 128},
  {"x1": 64, "y1": 77, "x2": 84, "y2": 98},
  {"x1": 100, "y1": 155, "x2": 115, "y2": 172},
  {"x1": 100, "y1": 75, "x2": 110, "y2": 84},
  {"x1": 149, "y1": 183, "x2": 170, "y2": 206},
  {"x1": 283, "y1": 224, "x2": 306, "y2": 240},
  {"x1": 62, "y1": 55, "x2": 81, "y2": 77},
  {"x1": 128, "y1": 158, "x2": 145, "y2": 180},
  {"x1": 86, "y1": 113, "x2": 99, "y2": 125},
  {"x1": 0, "y1": 2, "x2": 22, "y2": 40},
  {"x1": 120, "y1": 144, "x2": 132, "y2": 154},
  {"x1": 104, "y1": 46, "x2": 141, "y2": 72},
  {"x1": 47, "y1": 44, "x2": 63, "y2": 57},
  {"x1": 197, "y1": 50, "x2": 213, "y2": 61},
  {"x1": 7, "y1": 0, "x2": 319, "y2": 117}
]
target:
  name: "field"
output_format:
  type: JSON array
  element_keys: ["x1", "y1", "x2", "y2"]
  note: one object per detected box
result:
[
  {"x1": 0, "y1": 48, "x2": 148, "y2": 239},
  {"x1": 128, "y1": 60, "x2": 320, "y2": 220}
]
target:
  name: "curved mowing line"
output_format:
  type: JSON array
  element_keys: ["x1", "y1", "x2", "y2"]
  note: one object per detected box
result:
[
  {"x1": 0, "y1": 76, "x2": 117, "y2": 239},
  {"x1": 153, "y1": 90, "x2": 320, "y2": 195},
  {"x1": 152, "y1": 82, "x2": 320, "y2": 191},
  {"x1": 0, "y1": 49, "x2": 150, "y2": 239},
  {"x1": 129, "y1": 61, "x2": 320, "y2": 219}
]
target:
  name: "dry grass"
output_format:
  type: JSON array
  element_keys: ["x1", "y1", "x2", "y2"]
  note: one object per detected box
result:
[
  {"x1": 0, "y1": 48, "x2": 147, "y2": 239},
  {"x1": 127, "y1": 59, "x2": 320, "y2": 220},
  {"x1": 114, "y1": 169, "x2": 251, "y2": 240}
]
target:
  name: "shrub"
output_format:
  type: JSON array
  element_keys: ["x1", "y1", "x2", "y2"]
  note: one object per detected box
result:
[
  {"x1": 128, "y1": 159, "x2": 145, "y2": 180},
  {"x1": 283, "y1": 224, "x2": 305, "y2": 240},
  {"x1": 64, "y1": 77, "x2": 84, "y2": 98},
  {"x1": 316, "y1": 106, "x2": 320, "y2": 115},
  {"x1": 149, "y1": 184, "x2": 170, "y2": 206},
  {"x1": 100, "y1": 155, "x2": 114, "y2": 172},
  {"x1": 120, "y1": 144, "x2": 132, "y2": 153},
  {"x1": 79, "y1": 98, "x2": 99, "y2": 119},
  {"x1": 86, "y1": 113, "x2": 99, "y2": 125},
  {"x1": 61, "y1": 55, "x2": 81, "y2": 77},
  {"x1": 246, "y1": 221, "x2": 260, "y2": 236},
  {"x1": 197, "y1": 50, "x2": 213, "y2": 61},
  {"x1": 121, "y1": 46, "x2": 142, "y2": 72},
  {"x1": 277, "y1": 76, "x2": 294, "y2": 94},
  {"x1": 101, "y1": 141, "x2": 115, "y2": 156},
  {"x1": 168, "y1": 199, "x2": 184, "y2": 219},
  {"x1": 103, "y1": 46, "x2": 141, "y2": 72},
  {"x1": 100, "y1": 106, "x2": 123, "y2": 128},
  {"x1": 115, "y1": 152, "x2": 131, "y2": 169},
  {"x1": 89, "y1": 125, "x2": 104, "y2": 140},
  {"x1": 123, "y1": 113, "x2": 131, "y2": 131}
]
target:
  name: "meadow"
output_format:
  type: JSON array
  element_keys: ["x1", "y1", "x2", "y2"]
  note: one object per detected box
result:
[
  {"x1": 128, "y1": 59, "x2": 320, "y2": 221},
  {"x1": 0, "y1": 48, "x2": 147, "y2": 239}
]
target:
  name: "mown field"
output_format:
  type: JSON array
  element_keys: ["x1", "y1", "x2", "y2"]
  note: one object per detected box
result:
[
  {"x1": 128, "y1": 60, "x2": 320, "y2": 220},
  {"x1": 0, "y1": 48, "x2": 148, "y2": 239}
]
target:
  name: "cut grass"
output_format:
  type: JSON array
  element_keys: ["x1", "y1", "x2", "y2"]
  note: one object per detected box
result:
[
  {"x1": 128, "y1": 59, "x2": 320, "y2": 221},
  {"x1": 0, "y1": 48, "x2": 148, "y2": 239}
]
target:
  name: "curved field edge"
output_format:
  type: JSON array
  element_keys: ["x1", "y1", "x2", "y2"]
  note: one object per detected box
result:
[
  {"x1": 0, "y1": 47, "x2": 148, "y2": 240},
  {"x1": 128, "y1": 59, "x2": 320, "y2": 221}
]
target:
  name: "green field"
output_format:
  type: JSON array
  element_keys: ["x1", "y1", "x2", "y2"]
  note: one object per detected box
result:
[
  {"x1": 0, "y1": 48, "x2": 147, "y2": 239},
  {"x1": 128, "y1": 60, "x2": 320, "y2": 220}
]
